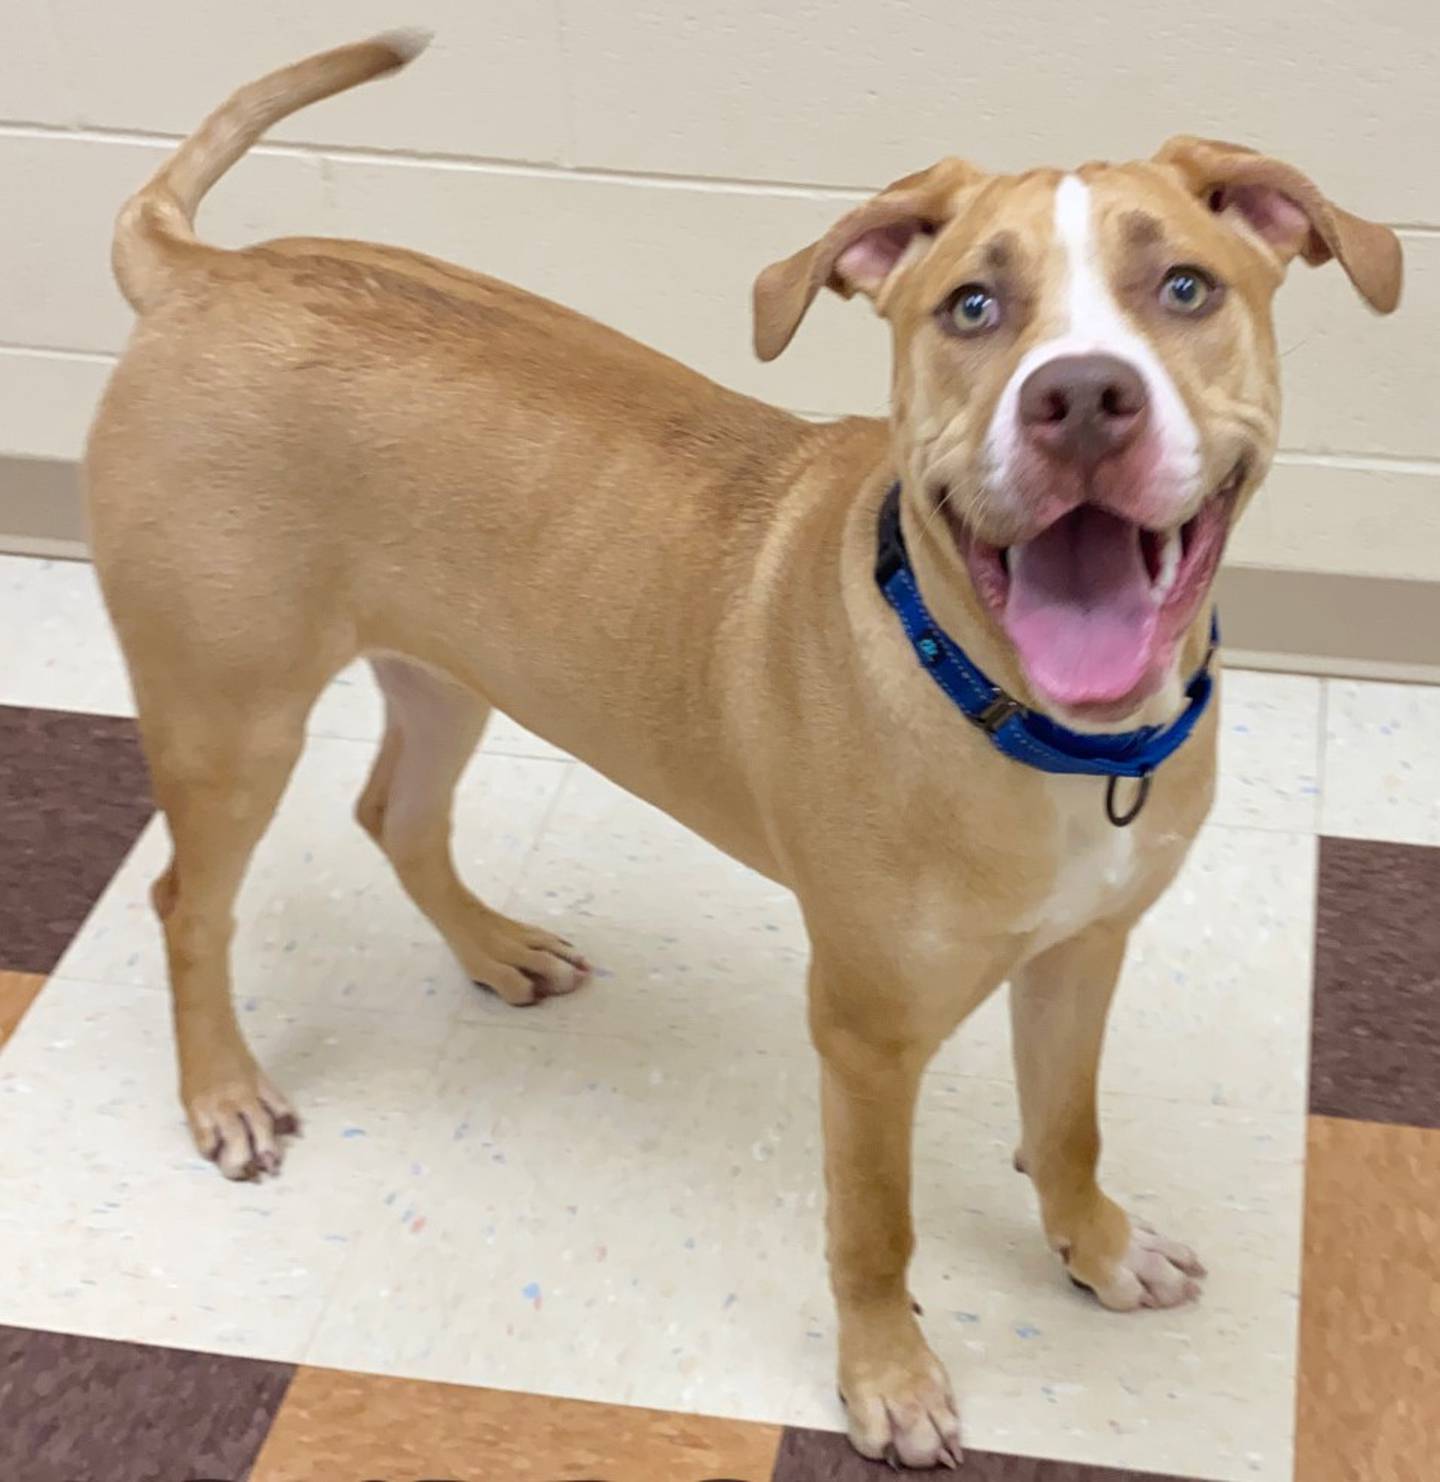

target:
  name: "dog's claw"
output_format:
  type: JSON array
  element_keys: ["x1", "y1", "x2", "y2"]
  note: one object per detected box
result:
[
  {"x1": 845, "y1": 1344, "x2": 962, "y2": 1470},
  {"x1": 1065, "y1": 1220, "x2": 1208, "y2": 1312},
  {"x1": 460, "y1": 915, "x2": 590, "y2": 1005},
  {"x1": 187, "y1": 1073, "x2": 298, "y2": 1180}
]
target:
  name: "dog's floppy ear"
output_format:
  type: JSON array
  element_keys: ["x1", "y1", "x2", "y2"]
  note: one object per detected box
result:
[
  {"x1": 752, "y1": 158, "x2": 980, "y2": 361},
  {"x1": 1155, "y1": 135, "x2": 1402, "y2": 314}
]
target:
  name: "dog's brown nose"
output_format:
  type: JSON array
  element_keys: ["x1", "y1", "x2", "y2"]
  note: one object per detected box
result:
[{"x1": 1018, "y1": 354, "x2": 1149, "y2": 465}]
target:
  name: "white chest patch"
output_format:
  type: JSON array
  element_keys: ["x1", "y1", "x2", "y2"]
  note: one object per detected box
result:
[{"x1": 1014, "y1": 779, "x2": 1140, "y2": 954}]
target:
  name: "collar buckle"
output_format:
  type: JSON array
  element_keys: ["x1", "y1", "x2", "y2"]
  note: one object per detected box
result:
[{"x1": 973, "y1": 693, "x2": 1025, "y2": 734}]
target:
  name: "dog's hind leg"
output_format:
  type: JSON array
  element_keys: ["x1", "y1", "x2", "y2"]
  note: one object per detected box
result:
[
  {"x1": 356, "y1": 655, "x2": 590, "y2": 1005},
  {"x1": 139, "y1": 674, "x2": 322, "y2": 1179}
]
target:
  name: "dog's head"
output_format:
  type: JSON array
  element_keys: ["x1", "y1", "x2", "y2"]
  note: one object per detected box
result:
[{"x1": 754, "y1": 138, "x2": 1402, "y2": 719}]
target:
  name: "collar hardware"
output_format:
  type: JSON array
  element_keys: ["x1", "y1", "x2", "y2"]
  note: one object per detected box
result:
[
  {"x1": 973, "y1": 694, "x2": 1025, "y2": 735},
  {"x1": 1105, "y1": 773, "x2": 1153, "y2": 827}
]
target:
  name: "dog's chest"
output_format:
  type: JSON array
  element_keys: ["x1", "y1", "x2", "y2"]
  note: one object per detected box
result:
[{"x1": 1014, "y1": 786, "x2": 1141, "y2": 952}]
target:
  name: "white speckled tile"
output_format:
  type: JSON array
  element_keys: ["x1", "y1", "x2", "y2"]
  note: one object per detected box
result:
[
  {"x1": 1212, "y1": 668, "x2": 1323, "y2": 833},
  {"x1": 473, "y1": 763, "x2": 812, "y2": 1056},
  {"x1": 305, "y1": 1027, "x2": 825, "y2": 1420},
  {"x1": 55, "y1": 735, "x2": 571, "y2": 1019},
  {"x1": 307, "y1": 1027, "x2": 1302, "y2": 1481},
  {"x1": 935, "y1": 823, "x2": 1317, "y2": 1113},
  {"x1": 0, "y1": 976, "x2": 451, "y2": 1358},
  {"x1": 0, "y1": 553, "x2": 135, "y2": 716},
  {"x1": 302, "y1": 658, "x2": 383, "y2": 740},
  {"x1": 914, "y1": 1083, "x2": 1302, "y2": 1482},
  {"x1": 1321, "y1": 678, "x2": 1440, "y2": 846}
]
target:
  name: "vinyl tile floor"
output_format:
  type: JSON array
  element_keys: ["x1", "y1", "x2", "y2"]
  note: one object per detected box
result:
[{"x1": 1, "y1": 552, "x2": 1436, "y2": 1482}]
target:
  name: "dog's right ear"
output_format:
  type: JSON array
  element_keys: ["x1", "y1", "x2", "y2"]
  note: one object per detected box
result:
[{"x1": 752, "y1": 158, "x2": 980, "y2": 361}]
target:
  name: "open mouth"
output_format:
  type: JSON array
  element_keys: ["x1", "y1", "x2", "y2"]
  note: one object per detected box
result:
[{"x1": 957, "y1": 464, "x2": 1245, "y2": 714}]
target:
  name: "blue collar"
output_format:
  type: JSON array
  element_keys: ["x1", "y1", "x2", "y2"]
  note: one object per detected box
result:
[{"x1": 875, "y1": 484, "x2": 1217, "y2": 825}]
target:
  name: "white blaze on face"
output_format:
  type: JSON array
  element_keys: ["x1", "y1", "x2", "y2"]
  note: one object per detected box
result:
[{"x1": 985, "y1": 175, "x2": 1201, "y2": 513}]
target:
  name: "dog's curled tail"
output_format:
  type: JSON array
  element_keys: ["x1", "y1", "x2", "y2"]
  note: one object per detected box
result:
[{"x1": 112, "y1": 30, "x2": 431, "y2": 312}]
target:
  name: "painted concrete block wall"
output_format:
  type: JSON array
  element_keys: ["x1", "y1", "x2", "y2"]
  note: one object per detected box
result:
[{"x1": 3, "y1": 2, "x2": 1435, "y2": 577}]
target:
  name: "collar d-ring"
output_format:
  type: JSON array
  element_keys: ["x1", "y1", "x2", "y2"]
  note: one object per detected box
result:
[{"x1": 1105, "y1": 772, "x2": 1152, "y2": 827}]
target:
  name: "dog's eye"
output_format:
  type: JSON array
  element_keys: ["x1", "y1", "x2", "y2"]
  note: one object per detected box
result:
[
  {"x1": 1160, "y1": 266, "x2": 1216, "y2": 315},
  {"x1": 940, "y1": 284, "x2": 1001, "y2": 335}
]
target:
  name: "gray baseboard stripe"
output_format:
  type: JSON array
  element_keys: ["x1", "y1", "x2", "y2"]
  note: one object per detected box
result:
[
  {"x1": 1215, "y1": 566, "x2": 1440, "y2": 681},
  {"x1": 3, "y1": 453, "x2": 1438, "y2": 681},
  {"x1": 0, "y1": 455, "x2": 88, "y2": 558}
]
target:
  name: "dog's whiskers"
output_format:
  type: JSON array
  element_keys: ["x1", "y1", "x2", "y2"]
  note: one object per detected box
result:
[{"x1": 915, "y1": 480, "x2": 961, "y2": 548}]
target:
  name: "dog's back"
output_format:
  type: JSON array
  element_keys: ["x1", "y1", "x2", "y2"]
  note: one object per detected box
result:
[{"x1": 86, "y1": 34, "x2": 834, "y2": 743}]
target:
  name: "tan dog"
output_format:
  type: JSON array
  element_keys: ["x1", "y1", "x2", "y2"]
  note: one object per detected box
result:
[{"x1": 85, "y1": 34, "x2": 1401, "y2": 1468}]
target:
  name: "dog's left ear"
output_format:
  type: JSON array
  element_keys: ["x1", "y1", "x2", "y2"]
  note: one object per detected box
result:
[
  {"x1": 1156, "y1": 135, "x2": 1402, "y2": 314},
  {"x1": 752, "y1": 158, "x2": 980, "y2": 361}
]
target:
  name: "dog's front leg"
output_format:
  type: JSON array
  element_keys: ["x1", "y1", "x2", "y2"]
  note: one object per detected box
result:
[
  {"x1": 810, "y1": 955, "x2": 964, "y2": 1470},
  {"x1": 1010, "y1": 924, "x2": 1207, "y2": 1310}
]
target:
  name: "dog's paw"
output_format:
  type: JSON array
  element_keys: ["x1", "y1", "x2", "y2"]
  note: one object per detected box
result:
[
  {"x1": 186, "y1": 1071, "x2": 298, "y2": 1181},
  {"x1": 840, "y1": 1329, "x2": 962, "y2": 1469},
  {"x1": 1068, "y1": 1221, "x2": 1207, "y2": 1311},
  {"x1": 467, "y1": 914, "x2": 591, "y2": 1007}
]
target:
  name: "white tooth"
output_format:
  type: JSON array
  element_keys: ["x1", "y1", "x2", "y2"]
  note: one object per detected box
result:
[{"x1": 1153, "y1": 529, "x2": 1182, "y2": 597}]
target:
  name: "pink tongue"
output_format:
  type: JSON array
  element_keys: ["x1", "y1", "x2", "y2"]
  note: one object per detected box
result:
[{"x1": 1003, "y1": 506, "x2": 1158, "y2": 707}]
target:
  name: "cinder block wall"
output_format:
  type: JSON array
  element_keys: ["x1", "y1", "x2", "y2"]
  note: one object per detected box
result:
[{"x1": 3, "y1": 3, "x2": 1436, "y2": 611}]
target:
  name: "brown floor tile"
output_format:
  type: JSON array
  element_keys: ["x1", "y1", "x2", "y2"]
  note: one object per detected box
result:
[
  {"x1": 0, "y1": 971, "x2": 45, "y2": 1046},
  {"x1": 1312, "y1": 836, "x2": 1440, "y2": 1129},
  {"x1": 773, "y1": 1428, "x2": 1202, "y2": 1480},
  {"x1": 0, "y1": 1325, "x2": 294, "y2": 1482},
  {"x1": 0, "y1": 705, "x2": 154, "y2": 975},
  {"x1": 251, "y1": 1367, "x2": 781, "y2": 1481},
  {"x1": 1296, "y1": 1116, "x2": 1440, "y2": 1482}
]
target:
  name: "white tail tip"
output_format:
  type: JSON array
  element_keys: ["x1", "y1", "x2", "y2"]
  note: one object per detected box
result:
[{"x1": 377, "y1": 27, "x2": 434, "y2": 64}]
